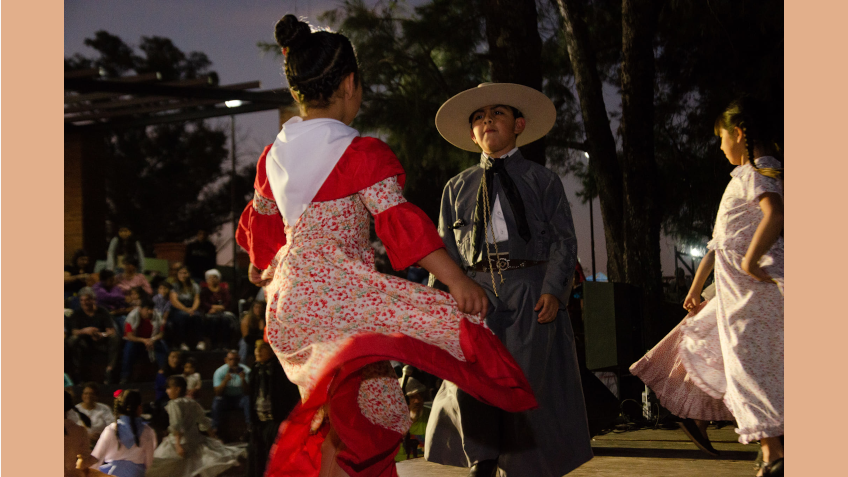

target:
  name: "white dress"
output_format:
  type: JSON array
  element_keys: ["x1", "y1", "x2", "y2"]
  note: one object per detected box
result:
[
  {"x1": 679, "y1": 156, "x2": 784, "y2": 444},
  {"x1": 146, "y1": 397, "x2": 246, "y2": 477}
]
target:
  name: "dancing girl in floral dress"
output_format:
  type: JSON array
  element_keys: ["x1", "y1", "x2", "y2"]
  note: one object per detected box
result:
[
  {"x1": 236, "y1": 15, "x2": 536, "y2": 477},
  {"x1": 657, "y1": 96, "x2": 783, "y2": 477}
]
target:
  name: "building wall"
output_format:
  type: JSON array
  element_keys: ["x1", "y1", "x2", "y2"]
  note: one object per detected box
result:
[{"x1": 65, "y1": 131, "x2": 106, "y2": 263}]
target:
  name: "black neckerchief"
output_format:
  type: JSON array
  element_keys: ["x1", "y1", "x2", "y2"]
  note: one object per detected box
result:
[{"x1": 471, "y1": 153, "x2": 531, "y2": 262}]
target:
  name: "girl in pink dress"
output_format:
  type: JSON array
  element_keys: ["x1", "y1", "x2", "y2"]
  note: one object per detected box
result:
[
  {"x1": 680, "y1": 96, "x2": 784, "y2": 476},
  {"x1": 235, "y1": 15, "x2": 535, "y2": 477}
]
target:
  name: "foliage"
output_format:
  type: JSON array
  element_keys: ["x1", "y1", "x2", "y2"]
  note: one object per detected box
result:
[{"x1": 66, "y1": 31, "x2": 254, "y2": 249}]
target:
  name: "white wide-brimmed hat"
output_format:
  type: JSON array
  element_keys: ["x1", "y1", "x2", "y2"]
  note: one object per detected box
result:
[{"x1": 435, "y1": 83, "x2": 556, "y2": 152}]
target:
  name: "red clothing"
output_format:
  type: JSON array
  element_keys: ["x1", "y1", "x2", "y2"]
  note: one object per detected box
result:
[
  {"x1": 125, "y1": 318, "x2": 154, "y2": 339},
  {"x1": 199, "y1": 282, "x2": 232, "y2": 313},
  {"x1": 236, "y1": 135, "x2": 535, "y2": 477},
  {"x1": 237, "y1": 137, "x2": 444, "y2": 271}
]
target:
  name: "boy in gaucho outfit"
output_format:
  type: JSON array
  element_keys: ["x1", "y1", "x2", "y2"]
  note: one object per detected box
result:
[{"x1": 425, "y1": 83, "x2": 593, "y2": 477}]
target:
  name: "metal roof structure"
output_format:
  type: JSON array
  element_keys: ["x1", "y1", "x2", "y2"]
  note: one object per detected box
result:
[{"x1": 64, "y1": 68, "x2": 293, "y2": 130}]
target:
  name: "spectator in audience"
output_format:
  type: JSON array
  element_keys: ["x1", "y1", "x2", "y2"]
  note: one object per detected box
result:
[
  {"x1": 64, "y1": 373, "x2": 75, "y2": 396},
  {"x1": 93, "y1": 270, "x2": 132, "y2": 335},
  {"x1": 106, "y1": 225, "x2": 145, "y2": 272},
  {"x1": 152, "y1": 282, "x2": 172, "y2": 343},
  {"x1": 69, "y1": 382, "x2": 116, "y2": 445},
  {"x1": 183, "y1": 357, "x2": 202, "y2": 400},
  {"x1": 185, "y1": 229, "x2": 218, "y2": 283},
  {"x1": 90, "y1": 389, "x2": 156, "y2": 477},
  {"x1": 169, "y1": 266, "x2": 203, "y2": 351},
  {"x1": 211, "y1": 350, "x2": 251, "y2": 439},
  {"x1": 154, "y1": 351, "x2": 184, "y2": 407},
  {"x1": 247, "y1": 341, "x2": 300, "y2": 477},
  {"x1": 200, "y1": 269, "x2": 237, "y2": 350},
  {"x1": 120, "y1": 298, "x2": 168, "y2": 385},
  {"x1": 66, "y1": 287, "x2": 121, "y2": 384},
  {"x1": 239, "y1": 301, "x2": 266, "y2": 364},
  {"x1": 149, "y1": 350, "x2": 184, "y2": 434},
  {"x1": 65, "y1": 249, "x2": 94, "y2": 307},
  {"x1": 147, "y1": 376, "x2": 246, "y2": 477},
  {"x1": 125, "y1": 287, "x2": 148, "y2": 310},
  {"x1": 66, "y1": 391, "x2": 97, "y2": 477},
  {"x1": 116, "y1": 258, "x2": 152, "y2": 296},
  {"x1": 166, "y1": 261, "x2": 183, "y2": 285}
]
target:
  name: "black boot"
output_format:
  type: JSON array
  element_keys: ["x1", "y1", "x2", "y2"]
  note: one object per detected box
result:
[
  {"x1": 678, "y1": 419, "x2": 720, "y2": 457},
  {"x1": 468, "y1": 459, "x2": 498, "y2": 477}
]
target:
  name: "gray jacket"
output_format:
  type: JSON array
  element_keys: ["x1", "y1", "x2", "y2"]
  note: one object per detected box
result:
[{"x1": 433, "y1": 150, "x2": 578, "y2": 306}]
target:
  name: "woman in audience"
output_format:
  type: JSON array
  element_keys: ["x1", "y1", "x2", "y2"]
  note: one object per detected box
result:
[
  {"x1": 239, "y1": 301, "x2": 265, "y2": 364},
  {"x1": 169, "y1": 266, "x2": 203, "y2": 350},
  {"x1": 199, "y1": 269, "x2": 237, "y2": 350},
  {"x1": 116, "y1": 258, "x2": 152, "y2": 296},
  {"x1": 66, "y1": 391, "x2": 97, "y2": 477},
  {"x1": 69, "y1": 382, "x2": 116, "y2": 445}
]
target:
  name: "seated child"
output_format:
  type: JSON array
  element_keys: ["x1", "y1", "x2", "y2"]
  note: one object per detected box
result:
[
  {"x1": 120, "y1": 298, "x2": 168, "y2": 385},
  {"x1": 183, "y1": 357, "x2": 202, "y2": 399},
  {"x1": 146, "y1": 376, "x2": 246, "y2": 477}
]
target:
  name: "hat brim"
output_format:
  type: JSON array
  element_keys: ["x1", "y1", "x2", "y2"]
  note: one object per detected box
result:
[{"x1": 435, "y1": 83, "x2": 556, "y2": 152}]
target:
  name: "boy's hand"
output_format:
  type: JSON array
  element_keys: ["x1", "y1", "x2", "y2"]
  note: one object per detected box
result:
[
  {"x1": 741, "y1": 256, "x2": 772, "y2": 282},
  {"x1": 534, "y1": 294, "x2": 559, "y2": 323}
]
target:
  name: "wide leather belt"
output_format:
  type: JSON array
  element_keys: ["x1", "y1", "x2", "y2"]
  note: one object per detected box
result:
[{"x1": 470, "y1": 257, "x2": 544, "y2": 272}]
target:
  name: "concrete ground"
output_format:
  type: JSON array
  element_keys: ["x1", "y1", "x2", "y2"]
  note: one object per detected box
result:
[{"x1": 397, "y1": 425, "x2": 760, "y2": 477}]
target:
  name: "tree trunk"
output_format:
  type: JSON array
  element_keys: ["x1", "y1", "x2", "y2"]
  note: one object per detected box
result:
[
  {"x1": 482, "y1": 0, "x2": 547, "y2": 165},
  {"x1": 555, "y1": 0, "x2": 625, "y2": 281},
  {"x1": 621, "y1": 0, "x2": 664, "y2": 348}
]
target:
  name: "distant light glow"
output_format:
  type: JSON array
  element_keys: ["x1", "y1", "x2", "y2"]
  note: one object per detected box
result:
[
  {"x1": 225, "y1": 100, "x2": 243, "y2": 108},
  {"x1": 584, "y1": 152, "x2": 590, "y2": 158},
  {"x1": 690, "y1": 247, "x2": 704, "y2": 257}
]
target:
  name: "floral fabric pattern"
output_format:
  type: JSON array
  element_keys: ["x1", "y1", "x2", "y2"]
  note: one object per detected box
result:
[
  {"x1": 357, "y1": 362, "x2": 411, "y2": 435},
  {"x1": 253, "y1": 191, "x2": 280, "y2": 216},
  {"x1": 358, "y1": 176, "x2": 407, "y2": 215},
  {"x1": 261, "y1": 181, "x2": 482, "y2": 428},
  {"x1": 682, "y1": 156, "x2": 784, "y2": 444}
]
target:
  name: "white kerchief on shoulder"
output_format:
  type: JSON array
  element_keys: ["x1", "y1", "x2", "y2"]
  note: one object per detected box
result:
[{"x1": 266, "y1": 116, "x2": 360, "y2": 226}]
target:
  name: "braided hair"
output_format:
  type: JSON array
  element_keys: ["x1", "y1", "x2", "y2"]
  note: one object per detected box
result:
[
  {"x1": 275, "y1": 14, "x2": 359, "y2": 110},
  {"x1": 65, "y1": 391, "x2": 92, "y2": 431},
  {"x1": 113, "y1": 389, "x2": 142, "y2": 449},
  {"x1": 714, "y1": 95, "x2": 783, "y2": 179}
]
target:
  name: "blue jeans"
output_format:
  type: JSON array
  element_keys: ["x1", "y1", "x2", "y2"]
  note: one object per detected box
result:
[
  {"x1": 112, "y1": 314, "x2": 127, "y2": 338},
  {"x1": 120, "y1": 340, "x2": 169, "y2": 382},
  {"x1": 211, "y1": 394, "x2": 251, "y2": 430}
]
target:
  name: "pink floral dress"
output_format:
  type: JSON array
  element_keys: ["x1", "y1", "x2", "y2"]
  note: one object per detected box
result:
[
  {"x1": 237, "y1": 135, "x2": 536, "y2": 476},
  {"x1": 680, "y1": 156, "x2": 784, "y2": 444}
]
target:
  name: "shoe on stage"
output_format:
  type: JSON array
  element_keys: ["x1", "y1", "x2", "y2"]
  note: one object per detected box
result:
[
  {"x1": 468, "y1": 459, "x2": 498, "y2": 477},
  {"x1": 678, "y1": 418, "x2": 720, "y2": 457}
]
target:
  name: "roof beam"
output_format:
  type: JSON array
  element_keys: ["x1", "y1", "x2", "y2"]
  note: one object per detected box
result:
[
  {"x1": 66, "y1": 77, "x2": 290, "y2": 104},
  {"x1": 67, "y1": 101, "x2": 287, "y2": 131},
  {"x1": 64, "y1": 81, "x2": 263, "y2": 114}
]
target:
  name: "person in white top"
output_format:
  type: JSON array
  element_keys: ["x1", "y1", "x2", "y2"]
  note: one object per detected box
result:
[
  {"x1": 90, "y1": 390, "x2": 156, "y2": 477},
  {"x1": 68, "y1": 382, "x2": 115, "y2": 444}
]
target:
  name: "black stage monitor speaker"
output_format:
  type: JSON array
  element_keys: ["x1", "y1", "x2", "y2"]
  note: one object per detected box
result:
[{"x1": 583, "y1": 282, "x2": 643, "y2": 371}]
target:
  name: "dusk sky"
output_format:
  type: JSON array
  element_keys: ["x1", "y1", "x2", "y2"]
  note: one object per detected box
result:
[{"x1": 65, "y1": 0, "x2": 683, "y2": 277}]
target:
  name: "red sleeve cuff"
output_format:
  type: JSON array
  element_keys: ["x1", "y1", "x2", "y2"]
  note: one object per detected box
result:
[
  {"x1": 374, "y1": 202, "x2": 444, "y2": 271},
  {"x1": 236, "y1": 201, "x2": 287, "y2": 270}
]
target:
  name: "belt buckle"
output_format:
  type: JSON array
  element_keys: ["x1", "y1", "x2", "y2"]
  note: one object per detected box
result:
[{"x1": 497, "y1": 257, "x2": 510, "y2": 271}]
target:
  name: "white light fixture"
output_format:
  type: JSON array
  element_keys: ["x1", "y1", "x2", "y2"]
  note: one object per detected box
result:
[
  {"x1": 584, "y1": 152, "x2": 590, "y2": 158},
  {"x1": 689, "y1": 247, "x2": 704, "y2": 258},
  {"x1": 225, "y1": 100, "x2": 243, "y2": 108}
]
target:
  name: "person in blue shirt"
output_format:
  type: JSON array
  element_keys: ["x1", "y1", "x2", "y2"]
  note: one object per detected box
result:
[{"x1": 210, "y1": 350, "x2": 251, "y2": 439}]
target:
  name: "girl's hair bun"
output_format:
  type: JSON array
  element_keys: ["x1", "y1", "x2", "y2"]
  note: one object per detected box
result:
[{"x1": 275, "y1": 14, "x2": 311, "y2": 49}]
